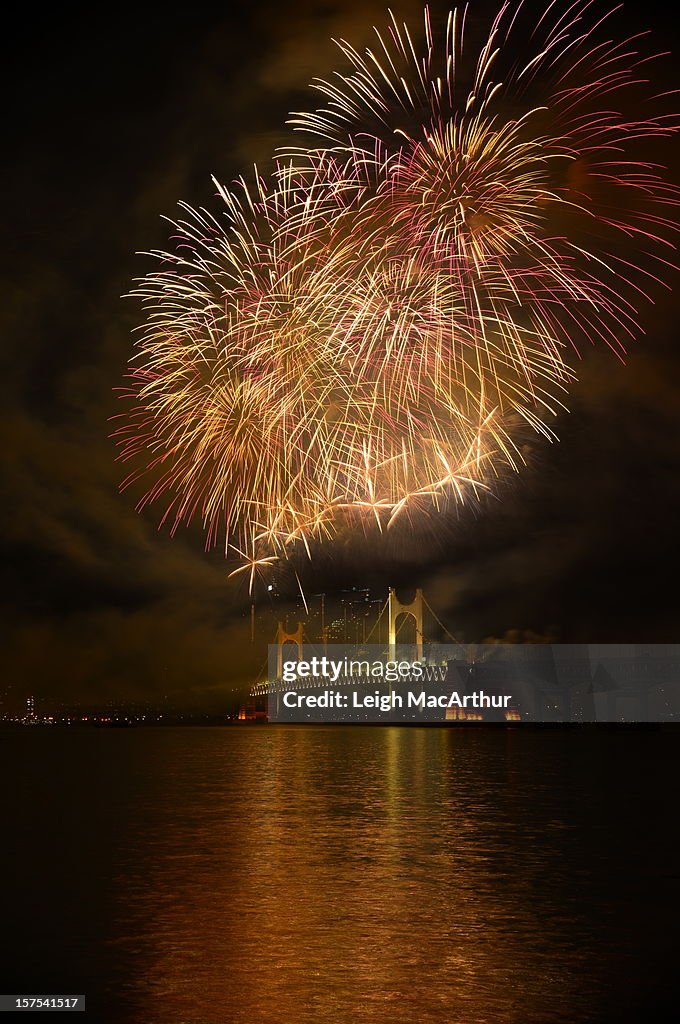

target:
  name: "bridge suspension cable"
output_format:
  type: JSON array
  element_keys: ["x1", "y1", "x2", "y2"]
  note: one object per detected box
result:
[
  {"x1": 363, "y1": 597, "x2": 389, "y2": 644},
  {"x1": 422, "y1": 595, "x2": 463, "y2": 647}
]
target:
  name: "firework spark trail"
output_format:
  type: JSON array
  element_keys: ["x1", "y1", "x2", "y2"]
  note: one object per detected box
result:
[{"x1": 115, "y1": 2, "x2": 679, "y2": 587}]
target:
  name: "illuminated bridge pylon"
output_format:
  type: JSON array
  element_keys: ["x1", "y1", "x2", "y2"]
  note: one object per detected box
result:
[
  {"x1": 276, "y1": 621, "x2": 304, "y2": 680},
  {"x1": 388, "y1": 588, "x2": 424, "y2": 661}
]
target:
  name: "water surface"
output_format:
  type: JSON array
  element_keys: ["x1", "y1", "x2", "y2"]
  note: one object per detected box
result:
[{"x1": 1, "y1": 726, "x2": 678, "y2": 1022}]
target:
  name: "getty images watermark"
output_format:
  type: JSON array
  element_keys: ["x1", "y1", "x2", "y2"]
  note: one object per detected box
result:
[
  {"x1": 259, "y1": 644, "x2": 680, "y2": 723},
  {"x1": 279, "y1": 655, "x2": 511, "y2": 713}
]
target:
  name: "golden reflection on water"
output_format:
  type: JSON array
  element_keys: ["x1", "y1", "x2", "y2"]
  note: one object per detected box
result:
[{"x1": 108, "y1": 726, "x2": 662, "y2": 1023}]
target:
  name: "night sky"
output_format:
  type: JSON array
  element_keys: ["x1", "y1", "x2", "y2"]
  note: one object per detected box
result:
[{"x1": 3, "y1": 0, "x2": 680, "y2": 710}]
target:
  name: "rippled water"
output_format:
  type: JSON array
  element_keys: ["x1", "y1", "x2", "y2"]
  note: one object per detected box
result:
[{"x1": 1, "y1": 726, "x2": 678, "y2": 1023}]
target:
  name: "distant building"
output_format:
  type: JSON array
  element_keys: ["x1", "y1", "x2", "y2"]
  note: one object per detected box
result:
[{"x1": 237, "y1": 697, "x2": 268, "y2": 721}]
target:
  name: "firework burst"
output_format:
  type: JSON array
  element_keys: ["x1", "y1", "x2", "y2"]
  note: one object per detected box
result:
[{"x1": 115, "y1": 2, "x2": 678, "y2": 583}]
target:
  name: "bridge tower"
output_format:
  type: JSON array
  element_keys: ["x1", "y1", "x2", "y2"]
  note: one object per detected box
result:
[
  {"x1": 276, "y1": 621, "x2": 304, "y2": 679},
  {"x1": 388, "y1": 588, "x2": 424, "y2": 661}
]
